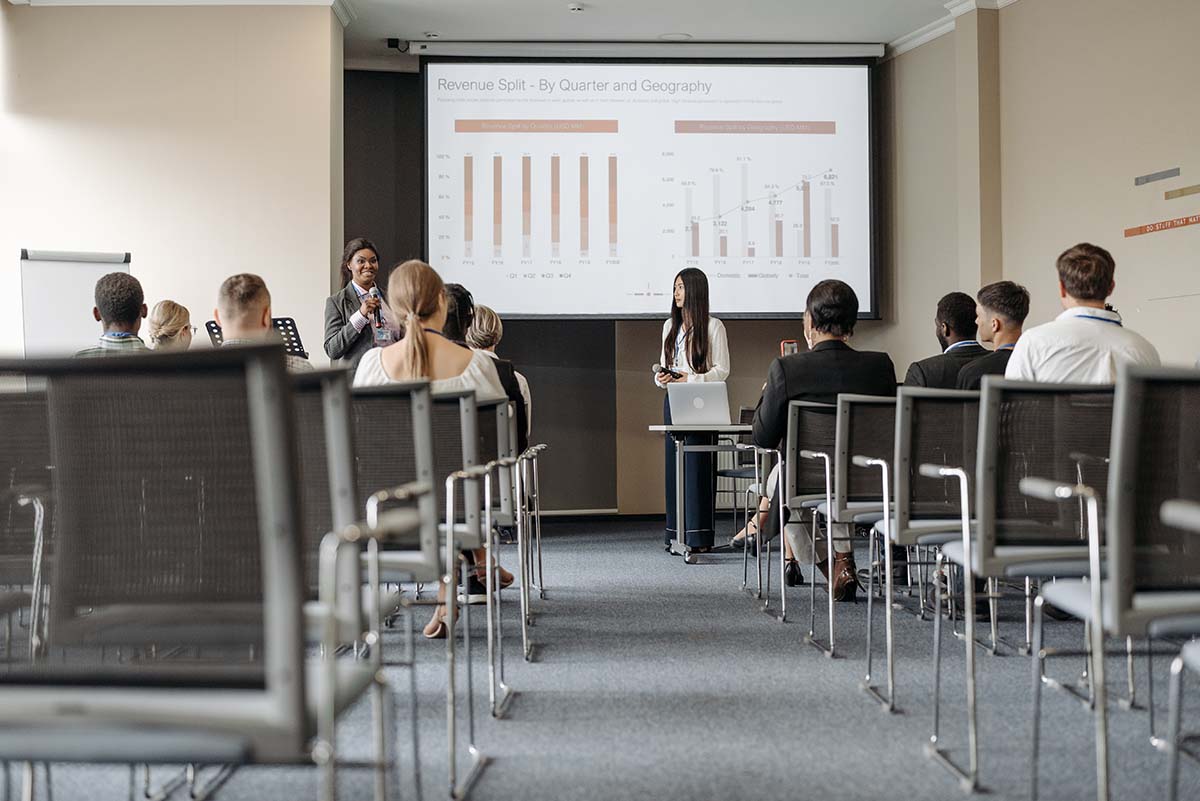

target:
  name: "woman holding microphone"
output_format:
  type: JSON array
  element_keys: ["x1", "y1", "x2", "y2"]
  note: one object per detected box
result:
[
  {"x1": 324, "y1": 237, "x2": 389, "y2": 369},
  {"x1": 656, "y1": 268, "x2": 729, "y2": 554}
]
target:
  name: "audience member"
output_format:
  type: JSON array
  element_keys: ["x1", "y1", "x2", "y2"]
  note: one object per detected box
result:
[
  {"x1": 442, "y1": 283, "x2": 475, "y2": 344},
  {"x1": 147, "y1": 300, "x2": 194, "y2": 352},
  {"x1": 215, "y1": 274, "x2": 314, "y2": 372},
  {"x1": 353, "y1": 260, "x2": 511, "y2": 639},
  {"x1": 903, "y1": 292, "x2": 988, "y2": 387},
  {"x1": 468, "y1": 304, "x2": 532, "y2": 447},
  {"x1": 444, "y1": 284, "x2": 530, "y2": 453},
  {"x1": 956, "y1": 281, "x2": 1030, "y2": 390},
  {"x1": 749, "y1": 279, "x2": 896, "y2": 600},
  {"x1": 324, "y1": 237, "x2": 388, "y2": 369},
  {"x1": 76, "y1": 272, "x2": 149, "y2": 357},
  {"x1": 1005, "y1": 242, "x2": 1160, "y2": 383}
]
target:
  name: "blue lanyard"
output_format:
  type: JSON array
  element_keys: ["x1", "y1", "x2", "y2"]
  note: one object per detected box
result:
[
  {"x1": 1074, "y1": 314, "x2": 1123, "y2": 327},
  {"x1": 945, "y1": 340, "x2": 980, "y2": 353},
  {"x1": 105, "y1": 332, "x2": 135, "y2": 339},
  {"x1": 995, "y1": 344, "x2": 1016, "y2": 351}
]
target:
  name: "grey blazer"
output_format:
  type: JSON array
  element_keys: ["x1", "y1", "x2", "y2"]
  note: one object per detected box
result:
[{"x1": 324, "y1": 283, "x2": 375, "y2": 369}]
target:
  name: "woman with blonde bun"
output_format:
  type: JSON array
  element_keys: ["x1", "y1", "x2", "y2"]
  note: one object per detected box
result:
[{"x1": 147, "y1": 300, "x2": 194, "y2": 351}]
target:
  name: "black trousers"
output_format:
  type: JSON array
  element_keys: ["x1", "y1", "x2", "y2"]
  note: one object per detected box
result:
[{"x1": 663, "y1": 395, "x2": 716, "y2": 548}]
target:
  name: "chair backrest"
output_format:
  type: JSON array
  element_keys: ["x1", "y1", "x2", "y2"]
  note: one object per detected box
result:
[
  {"x1": 1108, "y1": 366, "x2": 1200, "y2": 628},
  {"x1": 734, "y1": 406, "x2": 756, "y2": 467},
  {"x1": 432, "y1": 390, "x2": 482, "y2": 547},
  {"x1": 292, "y1": 369, "x2": 361, "y2": 633},
  {"x1": 894, "y1": 388, "x2": 980, "y2": 534},
  {"x1": 0, "y1": 390, "x2": 51, "y2": 584},
  {"x1": 350, "y1": 380, "x2": 439, "y2": 568},
  {"x1": 834, "y1": 394, "x2": 896, "y2": 515},
  {"x1": 784, "y1": 400, "x2": 837, "y2": 504},
  {"x1": 476, "y1": 397, "x2": 515, "y2": 516},
  {"x1": 975, "y1": 377, "x2": 1114, "y2": 573},
  {"x1": 0, "y1": 346, "x2": 307, "y2": 758}
]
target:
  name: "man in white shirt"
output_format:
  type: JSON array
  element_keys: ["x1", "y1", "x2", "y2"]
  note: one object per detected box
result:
[{"x1": 1005, "y1": 242, "x2": 1159, "y2": 383}]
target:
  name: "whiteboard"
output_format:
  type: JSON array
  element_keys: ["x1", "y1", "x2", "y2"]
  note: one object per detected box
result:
[{"x1": 20, "y1": 250, "x2": 132, "y2": 357}]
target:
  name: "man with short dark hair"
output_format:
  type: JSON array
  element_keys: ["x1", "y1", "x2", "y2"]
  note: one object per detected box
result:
[
  {"x1": 751, "y1": 279, "x2": 896, "y2": 601},
  {"x1": 215, "y1": 274, "x2": 314, "y2": 372},
  {"x1": 957, "y1": 281, "x2": 1030, "y2": 390},
  {"x1": 1006, "y1": 242, "x2": 1159, "y2": 383},
  {"x1": 75, "y1": 272, "x2": 149, "y2": 357},
  {"x1": 903, "y1": 291, "x2": 988, "y2": 388}
]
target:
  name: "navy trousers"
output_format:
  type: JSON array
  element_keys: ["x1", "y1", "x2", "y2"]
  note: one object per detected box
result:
[{"x1": 663, "y1": 395, "x2": 717, "y2": 548}]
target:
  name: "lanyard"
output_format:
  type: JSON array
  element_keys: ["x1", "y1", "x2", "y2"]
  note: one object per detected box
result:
[
  {"x1": 945, "y1": 340, "x2": 980, "y2": 353},
  {"x1": 995, "y1": 344, "x2": 1016, "y2": 351},
  {"x1": 1074, "y1": 314, "x2": 1123, "y2": 327}
]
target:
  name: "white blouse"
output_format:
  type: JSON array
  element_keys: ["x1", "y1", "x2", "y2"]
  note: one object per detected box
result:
[
  {"x1": 654, "y1": 316, "x2": 730, "y2": 388},
  {"x1": 353, "y1": 346, "x2": 508, "y2": 401}
]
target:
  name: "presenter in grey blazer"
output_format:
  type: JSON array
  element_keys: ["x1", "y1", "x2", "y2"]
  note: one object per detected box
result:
[{"x1": 324, "y1": 237, "x2": 386, "y2": 369}]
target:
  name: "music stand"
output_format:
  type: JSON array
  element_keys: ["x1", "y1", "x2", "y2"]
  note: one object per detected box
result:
[{"x1": 205, "y1": 318, "x2": 309, "y2": 359}]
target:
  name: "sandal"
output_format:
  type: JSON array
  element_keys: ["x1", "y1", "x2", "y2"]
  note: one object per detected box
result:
[{"x1": 423, "y1": 605, "x2": 451, "y2": 639}]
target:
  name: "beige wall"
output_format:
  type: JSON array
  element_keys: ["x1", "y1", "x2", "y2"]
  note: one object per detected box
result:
[
  {"x1": 999, "y1": 0, "x2": 1200, "y2": 365},
  {"x1": 0, "y1": 3, "x2": 343, "y2": 361},
  {"x1": 614, "y1": 35, "x2": 960, "y2": 513}
]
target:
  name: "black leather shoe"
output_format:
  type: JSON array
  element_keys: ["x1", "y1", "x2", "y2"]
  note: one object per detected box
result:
[{"x1": 785, "y1": 559, "x2": 805, "y2": 586}]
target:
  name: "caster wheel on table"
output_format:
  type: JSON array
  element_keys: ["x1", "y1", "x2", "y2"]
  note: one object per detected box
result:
[{"x1": 684, "y1": 552, "x2": 696, "y2": 565}]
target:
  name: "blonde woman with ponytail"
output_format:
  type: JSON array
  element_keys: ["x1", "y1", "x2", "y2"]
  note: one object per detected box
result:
[
  {"x1": 353, "y1": 260, "x2": 509, "y2": 637},
  {"x1": 147, "y1": 300, "x2": 194, "y2": 351}
]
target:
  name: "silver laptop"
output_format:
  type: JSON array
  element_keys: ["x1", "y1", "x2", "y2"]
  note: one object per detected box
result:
[{"x1": 667, "y1": 382, "x2": 732, "y2": 426}]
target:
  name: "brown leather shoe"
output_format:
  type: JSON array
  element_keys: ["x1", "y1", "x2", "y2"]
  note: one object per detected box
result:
[{"x1": 815, "y1": 552, "x2": 859, "y2": 602}]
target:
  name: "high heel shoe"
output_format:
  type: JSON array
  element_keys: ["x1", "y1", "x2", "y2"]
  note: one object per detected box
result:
[{"x1": 784, "y1": 558, "x2": 804, "y2": 587}]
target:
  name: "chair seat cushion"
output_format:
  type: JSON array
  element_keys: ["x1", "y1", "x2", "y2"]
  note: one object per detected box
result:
[
  {"x1": 940, "y1": 542, "x2": 1089, "y2": 578},
  {"x1": 717, "y1": 466, "x2": 758, "y2": 480},
  {"x1": 0, "y1": 725, "x2": 251, "y2": 764},
  {"x1": 816, "y1": 501, "x2": 889, "y2": 522}
]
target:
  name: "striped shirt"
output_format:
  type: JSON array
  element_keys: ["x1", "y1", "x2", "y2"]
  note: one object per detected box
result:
[
  {"x1": 75, "y1": 333, "x2": 149, "y2": 358},
  {"x1": 222, "y1": 338, "x2": 315, "y2": 373}
]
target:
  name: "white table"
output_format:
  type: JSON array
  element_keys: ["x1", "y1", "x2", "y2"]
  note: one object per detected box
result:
[{"x1": 648, "y1": 424, "x2": 753, "y2": 563}]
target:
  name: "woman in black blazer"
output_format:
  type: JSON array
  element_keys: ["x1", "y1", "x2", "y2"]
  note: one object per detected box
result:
[{"x1": 324, "y1": 237, "x2": 385, "y2": 368}]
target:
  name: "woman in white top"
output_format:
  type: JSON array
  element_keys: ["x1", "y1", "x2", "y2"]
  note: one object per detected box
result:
[
  {"x1": 354, "y1": 259, "x2": 509, "y2": 638},
  {"x1": 654, "y1": 268, "x2": 730, "y2": 553}
]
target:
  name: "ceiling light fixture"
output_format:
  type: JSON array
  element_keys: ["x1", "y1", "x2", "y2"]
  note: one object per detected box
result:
[
  {"x1": 423, "y1": 31, "x2": 440, "y2": 39},
  {"x1": 567, "y1": 3, "x2": 585, "y2": 12}
]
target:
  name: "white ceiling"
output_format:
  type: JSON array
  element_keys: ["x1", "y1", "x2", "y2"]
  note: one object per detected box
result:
[{"x1": 344, "y1": 0, "x2": 955, "y2": 63}]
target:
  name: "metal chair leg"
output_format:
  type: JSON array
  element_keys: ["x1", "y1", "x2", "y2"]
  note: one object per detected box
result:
[
  {"x1": 1167, "y1": 655, "x2": 1185, "y2": 801},
  {"x1": 1031, "y1": 595, "x2": 1045, "y2": 801}
]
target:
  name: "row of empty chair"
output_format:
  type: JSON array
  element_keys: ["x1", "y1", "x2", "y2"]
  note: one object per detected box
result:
[
  {"x1": 0, "y1": 344, "x2": 549, "y2": 801},
  {"x1": 731, "y1": 367, "x2": 1200, "y2": 799}
]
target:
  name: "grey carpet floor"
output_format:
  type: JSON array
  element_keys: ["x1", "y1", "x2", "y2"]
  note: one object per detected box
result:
[{"x1": 34, "y1": 518, "x2": 1200, "y2": 800}]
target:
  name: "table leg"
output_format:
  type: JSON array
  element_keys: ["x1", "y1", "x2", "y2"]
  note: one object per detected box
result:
[{"x1": 676, "y1": 435, "x2": 692, "y2": 562}]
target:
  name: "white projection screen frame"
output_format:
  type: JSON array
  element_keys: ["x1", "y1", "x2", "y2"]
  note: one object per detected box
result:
[{"x1": 423, "y1": 60, "x2": 877, "y2": 319}]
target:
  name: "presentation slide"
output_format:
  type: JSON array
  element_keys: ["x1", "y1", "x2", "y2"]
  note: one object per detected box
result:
[{"x1": 425, "y1": 62, "x2": 873, "y2": 317}]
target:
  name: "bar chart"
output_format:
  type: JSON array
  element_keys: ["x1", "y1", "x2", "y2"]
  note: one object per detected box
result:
[
  {"x1": 676, "y1": 161, "x2": 841, "y2": 263},
  {"x1": 449, "y1": 146, "x2": 622, "y2": 263}
]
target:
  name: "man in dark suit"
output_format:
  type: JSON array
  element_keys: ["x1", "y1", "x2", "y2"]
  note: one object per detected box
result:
[
  {"x1": 903, "y1": 291, "x2": 989, "y2": 388},
  {"x1": 751, "y1": 279, "x2": 896, "y2": 601},
  {"x1": 957, "y1": 281, "x2": 1030, "y2": 390}
]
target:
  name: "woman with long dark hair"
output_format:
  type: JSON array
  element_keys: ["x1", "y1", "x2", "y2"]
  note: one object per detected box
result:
[
  {"x1": 655, "y1": 268, "x2": 730, "y2": 553},
  {"x1": 324, "y1": 237, "x2": 388, "y2": 368}
]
